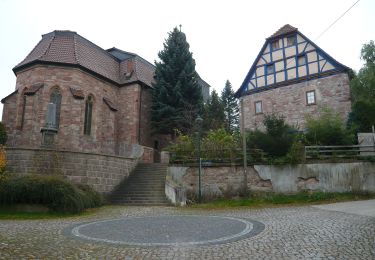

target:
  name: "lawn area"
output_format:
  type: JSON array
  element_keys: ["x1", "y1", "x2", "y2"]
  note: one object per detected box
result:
[
  {"x1": 193, "y1": 191, "x2": 375, "y2": 209},
  {"x1": 0, "y1": 205, "x2": 99, "y2": 220}
]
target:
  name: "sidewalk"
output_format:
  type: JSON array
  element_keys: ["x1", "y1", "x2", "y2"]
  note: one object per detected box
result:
[{"x1": 313, "y1": 199, "x2": 375, "y2": 217}]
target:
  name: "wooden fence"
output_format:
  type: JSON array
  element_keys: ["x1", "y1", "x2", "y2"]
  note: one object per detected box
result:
[{"x1": 305, "y1": 145, "x2": 375, "y2": 159}]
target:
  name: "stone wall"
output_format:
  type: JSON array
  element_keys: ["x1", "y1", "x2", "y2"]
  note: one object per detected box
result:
[
  {"x1": 241, "y1": 73, "x2": 351, "y2": 131},
  {"x1": 2, "y1": 65, "x2": 155, "y2": 159},
  {"x1": 169, "y1": 162, "x2": 375, "y2": 198},
  {"x1": 5, "y1": 148, "x2": 138, "y2": 194}
]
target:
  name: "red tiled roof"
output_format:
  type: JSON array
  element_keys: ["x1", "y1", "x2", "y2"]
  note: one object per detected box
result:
[
  {"x1": 13, "y1": 31, "x2": 155, "y2": 87},
  {"x1": 268, "y1": 24, "x2": 298, "y2": 39}
]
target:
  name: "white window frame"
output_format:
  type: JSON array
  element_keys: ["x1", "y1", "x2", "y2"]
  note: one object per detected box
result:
[
  {"x1": 306, "y1": 90, "x2": 316, "y2": 105},
  {"x1": 255, "y1": 101, "x2": 263, "y2": 114}
]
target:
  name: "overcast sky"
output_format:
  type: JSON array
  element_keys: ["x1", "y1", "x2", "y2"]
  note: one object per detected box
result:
[{"x1": 0, "y1": 0, "x2": 374, "y2": 118}]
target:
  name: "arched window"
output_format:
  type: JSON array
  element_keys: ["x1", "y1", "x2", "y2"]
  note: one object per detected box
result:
[
  {"x1": 84, "y1": 95, "x2": 93, "y2": 135},
  {"x1": 20, "y1": 94, "x2": 26, "y2": 130},
  {"x1": 50, "y1": 88, "x2": 62, "y2": 128}
]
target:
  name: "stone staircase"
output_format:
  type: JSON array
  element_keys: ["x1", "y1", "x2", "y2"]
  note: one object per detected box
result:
[{"x1": 110, "y1": 163, "x2": 170, "y2": 206}]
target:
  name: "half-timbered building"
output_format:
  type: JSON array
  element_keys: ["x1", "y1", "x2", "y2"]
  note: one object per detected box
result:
[{"x1": 236, "y1": 24, "x2": 351, "y2": 130}]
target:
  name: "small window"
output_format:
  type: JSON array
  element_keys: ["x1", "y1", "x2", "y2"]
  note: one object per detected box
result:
[
  {"x1": 271, "y1": 40, "x2": 279, "y2": 50},
  {"x1": 287, "y1": 36, "x2": 296, "y2": 46},
  {"x1": 84, "y1": 95, "x2": 94, "y2": 135},
  {"x1": 266, "y1": 64, "x2": 275, "y2": 74},
  {"x1": 306, "y1": 90, "x2": 316, "y2": 105},
  {"x1": 298, "y1": 55, "x2": 306, "y2": 66},
  {"x1": 255, "y1": 101, "x2": 262, "y2": 114}
]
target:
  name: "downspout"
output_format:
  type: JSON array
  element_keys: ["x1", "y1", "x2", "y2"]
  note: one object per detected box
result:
[{"x1": 138, "y1": 84, "x2": 142, "y2": 144}]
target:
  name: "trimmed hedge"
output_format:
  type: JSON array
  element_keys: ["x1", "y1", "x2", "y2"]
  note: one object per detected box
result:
[{"x1": 0, "y1": 175, "x2": 103, "y2": 213}]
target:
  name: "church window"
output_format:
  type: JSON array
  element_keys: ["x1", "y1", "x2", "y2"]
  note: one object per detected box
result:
[
  {"x1": 255, "y1": 101, "x2": 262, "y2": 114},
  {"x1": 20, "y1": 95, "x2": 26, "y2": 130},
  {"x1": 306, "y1": 90, "x2": 316, "y2": 105},
  {"x1": 271, "y1": 40, "x2": 279, "y2": 50},
  {"x1": 298, "y1": 55, "x2": 306, "y2": 66},
  {"x1": 266, "y1": 64, "x2": 275, "y2": 74},
  {"x1": 84, "y1": 95, "x2": 93, "y2": 135},
  {"x1": 50, "y1": 88, "x2": 62, "y2": 128},
  {"x1": 287, "y1": 36, "x2": 296, "y2": 46}
]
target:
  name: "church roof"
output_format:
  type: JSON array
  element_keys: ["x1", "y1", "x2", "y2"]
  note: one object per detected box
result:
[{"x1": 13, "y1": 31, "x2": 155, "y2": 87}]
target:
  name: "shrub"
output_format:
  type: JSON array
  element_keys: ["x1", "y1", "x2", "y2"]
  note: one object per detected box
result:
[
  {"x1": 202, "y1": 129, "x2": 239, "y2": 162},
  {"x1": 247, "y1": 114, "x2": 296, "y2": 158},
  {"x1": 0, "y1": 122, "x2": 7, "y2": 145},
  {"x1": 305, "y1": 108, "x2": 354, "y2": 145},
  {"x1": 0, "y1": 146, "x2": 7, "y2": 181},
  {"x1": 167, "y1": 129, "x2": 240, "y2": 163},
  {"x1": 0, "y1": 175, "x2": 102, "y2": 213},
  {"x1": 285, "y1": 140, "x2": 305, "y2": 164},
  {"x1": 166, "y1": 133, "x2": 195, "y2": 163}
]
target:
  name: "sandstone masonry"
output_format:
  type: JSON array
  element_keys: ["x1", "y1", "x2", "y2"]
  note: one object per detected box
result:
[
  {"x1": 6, "y1": 148, "x2": 137, "y2": 194},
  {"x1": 241, "y1": 73, "x2": 352, "y2": 131}
]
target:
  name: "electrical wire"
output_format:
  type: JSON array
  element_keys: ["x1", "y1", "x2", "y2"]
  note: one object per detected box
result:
[{"x1": 314, "y1": 0, "x2": 361, "y2": 40}]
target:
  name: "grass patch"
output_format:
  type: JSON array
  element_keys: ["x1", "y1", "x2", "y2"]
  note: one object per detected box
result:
[
  {"x1": 0, "y1": 206, "x2": 98, "y2": 220},
  {"x1": 193, "y1": 191, "x2": 375, "y2": 209}
]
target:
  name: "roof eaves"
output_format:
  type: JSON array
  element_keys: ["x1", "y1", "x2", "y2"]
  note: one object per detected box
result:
[
  {"x1": 298, "y1": 31, "x2": 350, "y2": 71},
  {"x1": 235, "y1": 41, "x2": 269, "y2": 98},
  {"x1": 1, "y1": 90, "x2": 18, "y2": 104}
]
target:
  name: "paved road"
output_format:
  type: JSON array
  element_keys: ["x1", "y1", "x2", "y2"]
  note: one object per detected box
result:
[
  {"x1": 0, "y1": 202, "x2": 374, "y2": 259},
  {"x1": 313, "y1": 199, "x2": 375, "y2": 217}
]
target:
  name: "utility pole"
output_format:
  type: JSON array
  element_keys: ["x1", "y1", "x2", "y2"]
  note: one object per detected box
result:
[{"x1": 240, "y1": 98, "x2": 248, "y2": 195}]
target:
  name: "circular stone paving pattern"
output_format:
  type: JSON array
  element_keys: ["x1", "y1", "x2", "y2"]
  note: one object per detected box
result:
[{"x1": 68, "y1": 215, "x2": 265, "y2": 247}]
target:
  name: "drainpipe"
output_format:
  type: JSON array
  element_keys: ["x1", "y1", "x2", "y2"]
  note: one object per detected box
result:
[{"x1": 138, "y1": 85, "x2": 142, "y2": 144}]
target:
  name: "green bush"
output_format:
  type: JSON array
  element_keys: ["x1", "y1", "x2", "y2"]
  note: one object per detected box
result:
[
  {"x1": 167, "y1": 129, "x2": 240, "y2": 163},
  {"x1": 305, "y1": 108, "x2": 354, "y2": 145},
  {"x1": 247, "y1": 114, "x2": 296, "y2": 158},
  {"x1": 202, "y1": 129, "x2": 239, "y2": 161},
  {"x1": 0, "y1": 122, "x2": 7, "y2": 145},
  {"x1": 0, "y1": 175, "x2": 102, "y2": 213}
]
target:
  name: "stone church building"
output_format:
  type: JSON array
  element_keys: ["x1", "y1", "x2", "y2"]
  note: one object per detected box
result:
[
  {"x1": 236, "y1": 24, "x2": 351, "y2": 130},
  {"x1": 1, "y1": 30, "x2": 210, "y2": 162}
]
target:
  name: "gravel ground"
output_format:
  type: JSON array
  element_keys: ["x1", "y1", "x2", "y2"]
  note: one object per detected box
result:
[{"x1": 0, "y1": 204, "x2": 374, "y2": 259}]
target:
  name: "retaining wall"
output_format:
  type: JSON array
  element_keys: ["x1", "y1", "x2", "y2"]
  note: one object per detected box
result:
[
  {"x1": 5, "y1": 148, "x2": 138, "y2": 194},
  {"x1": 168, "y1": 162, "x2": 375, "y2": 198}
]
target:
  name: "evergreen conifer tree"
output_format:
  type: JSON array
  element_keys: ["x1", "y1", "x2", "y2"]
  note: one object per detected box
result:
[
  {"x1": 203, "y1": 89, "x2": 225, "y2": 131},
  {"x1": 151, "y1": 27, "x2": 202, "y2": 136},
  {"x1": 221, "y1": 80, "x2": 239, "y2": 133}
]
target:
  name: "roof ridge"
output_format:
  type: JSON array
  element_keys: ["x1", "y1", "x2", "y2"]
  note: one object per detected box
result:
[
  {"x1": 75, "y1": 34, "x2": 119, "y2": 62},
  {"x1": 40, "y1": 34, "x2": 55, "y2": 60},
  {"x1": 107, "y1": 47, "x2": 137, "y2": 57},
  {"x1": 268, "y1": 24, "x2": 298, "y2": 39},
  {"x1": 73, "y1": 33, "x2": 79, "y2": 64}
]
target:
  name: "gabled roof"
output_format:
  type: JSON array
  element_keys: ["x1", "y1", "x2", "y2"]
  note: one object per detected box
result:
[
  {"x1": 267, "y1": 24, "x2": 298, "y2": 39},
  {"x1": 13, "y1": 31, "x2": 155, "y2": 87},
  {"x1": 235, "y1": 24, "x2": 350, "y2": 98}
]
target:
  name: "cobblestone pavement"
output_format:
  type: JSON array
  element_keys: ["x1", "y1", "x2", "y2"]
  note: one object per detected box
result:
[{"x1": 1, "y1": 204, "x2": 375, "y2": 259}]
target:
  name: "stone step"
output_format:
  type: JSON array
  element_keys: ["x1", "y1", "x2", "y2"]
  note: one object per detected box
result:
[
  {"x1": 112, "y1": 198, "x2": 169, "y2": 202},
  {"x1": 112, "y1": 198, "x2": 168, "y2": 202},
  {"x1": 112, "y1": 202, "x2": 171, "y2": 206},
  {"x1": 123, "y1": 185, "x2": 165, "y2": 189},
  {"x1": 109, "y1": 162, "x2": 170, "y2": 206},
  {"x1": 113, "y1": 189, "x2": 165, "y2": 195}
]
